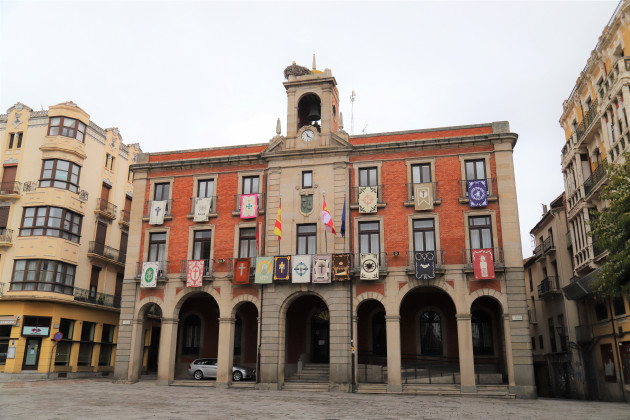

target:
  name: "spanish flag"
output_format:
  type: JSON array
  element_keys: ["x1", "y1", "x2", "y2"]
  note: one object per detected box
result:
[{"x1": 274, "y1": 200, "x2": 282, "y2": 240}]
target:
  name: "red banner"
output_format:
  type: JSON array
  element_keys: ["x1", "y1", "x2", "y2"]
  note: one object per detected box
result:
[
  {"x1": 233, "y1": 258, "x2": 251, "y2": 285},
  {"x1": 472, "y1": 249, "x2": 495, "y2": 280},
  {"x1": 186, "y1": 260, "x2": 204, "y2": 287}
]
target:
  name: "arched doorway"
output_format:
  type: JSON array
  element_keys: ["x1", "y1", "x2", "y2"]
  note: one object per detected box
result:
[
  {"x1": 284, "y1": 294, "x2": 329, "y2": 382},
  {"x1": 175, "y1": 292, "x2": 219, "y2": 379},
  {"x1": 233, "y1": 301, "x2": 258, "y2": 374},
  {"x1": 399, "y1": 287, "x2": 459, "y2": 384},
  {"x1": 357, "y1": 299, "x2": 387, "y2": 383},
  {"x1": 471, "y1": 296, "x2": 507, "y2": 384},
  {"x1": 134, "y1": 302, "x2": 162, "y2": 379}
]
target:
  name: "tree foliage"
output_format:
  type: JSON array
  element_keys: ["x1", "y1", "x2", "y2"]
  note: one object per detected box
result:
[{"x1": 591, "y1": 152, "x2": 630, "y2": 294}]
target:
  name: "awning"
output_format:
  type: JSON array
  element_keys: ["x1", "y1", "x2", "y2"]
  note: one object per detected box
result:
[
  {"x1": 562, "y1": 268, "x2": 603, "y2": 300},
  {"x1": 0, "y1": 316, "x2": 19, "y2": 326}
]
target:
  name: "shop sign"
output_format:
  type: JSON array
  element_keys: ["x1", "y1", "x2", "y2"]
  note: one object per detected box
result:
[
  {"x1": 22, "y1": 326, "x2": 50, "y2": 336},
  {"x1": 0, "y1": 316, "x2": 19, "y2": 326}
]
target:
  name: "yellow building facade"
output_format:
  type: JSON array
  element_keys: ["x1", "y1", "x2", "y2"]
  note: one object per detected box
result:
[
  {"x1": 559, "y1": 0, "x2": 630, "y2": 402},
  {"x1": 0, "y1": 102, "x2": 141, "y2": 378}
]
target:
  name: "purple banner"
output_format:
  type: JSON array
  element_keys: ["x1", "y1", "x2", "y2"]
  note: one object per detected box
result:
[{"x1": 467, "y1": 180, "x2": 488, "y2": 207}]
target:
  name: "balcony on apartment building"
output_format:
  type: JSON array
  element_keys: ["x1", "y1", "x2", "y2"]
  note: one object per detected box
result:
[
  {"x1": 119, "y1": 209, "x2": 131, "y2": 228},
  {"x1": 88, "y1": 242, "x2": 126, "y2": 268},
  {"x1": 188, "y1": 196, "x2": 218, "y2": 219},
  {"x1": 538, "y1": 276, "x2": 561, "y2": 298},
  {"x1": 135, "y1": 261, "x2": 170, "y2": 280},
  {"x1": 463, "y1": 247, "x2": 505, "y2": 268},
  {"x1": 180, "y1": 258, "x2": 214, "y2": 279},
  {"x1": 73, "y1": 287, "x2": 121, "y2": 309},
  {"x1": 350, "y1": 185, "x2": 386, "y2": 209},
  {"x1": 0, "y1": 181, "x2": 21, "y2": 199},
  {"x1": 405, "y1": 250, "x2": 445, "y2": 273},
  {"x1": 458, "y1": 178, "x2": 498, "y2": 203},
  {"x1": 143, "y1": 200, "x2": 173, "y2": 220},
  {"x1": 403, "y1": 182, "x2": 442, "y2": 207},
  {"x1": 534, "y1": 244, "x2": 543, "y2": 259},
  {"x1": 351, "y1": 252, "x2": 389, "y2": 275},
  {"x1": 0, "y1": 228, "x2": 13, "y2": 247},
  {"x1": 232, "y1": 193, "x2": 265, "y2": 215},
  {"x1": 95, "y1": 198, "x2": 117, "y2": 220},
  {"x1": 583, "y1": 161, "x2": 607, "y2": 198},
  {"x1": 543, "y1": 235, "x2": 555, "y2": 254}
]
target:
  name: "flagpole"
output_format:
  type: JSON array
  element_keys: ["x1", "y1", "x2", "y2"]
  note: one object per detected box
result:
[{"x1": 323, "y1": 191, "x2": 328, "y2": 254}]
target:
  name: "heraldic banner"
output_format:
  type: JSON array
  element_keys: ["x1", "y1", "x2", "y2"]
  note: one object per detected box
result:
[
  {"x1": 472, "y1": 248, "x2": 495, "y2": 280},
  {"x1": 358, "y1": 186, "x2": 378, "y2": 213},
  {"x1": 360, "y1": 253, "x2": 379, "y2": 280},
  {"x1": 332, "y1": 253, "x2": 351, "y2": 281},
  {"x1": 292, "y1": 255, "x2": 311, "y2": 283},
  {"x1": 255, "y1": 256, "x2": 274, "y2": 284},
  {"x1": 312, "y1": 254, "x2": 332, "y2": 283},
  {"x1": 414, "y1": 184, "x2": 434, "y2": 211},
  {"x1": 467, "y1": 179, "x2": 488, "y2": 207},
  {"x1": 274, "y1": 256, "x2": 291, "y2": 281},
  {"x1": 187, "y1": 260, "x2": 205, "y2": 287},
  {"x1": 233, "y1": 258, "x2": 251, "y2": 284},
  {"x1": 141, "y1": 262, "x2": 158, "y2": 288},
  {"x1": 414, "y1": 251, "x2": 436, "y2": 280},
  {"x1": 193, "y1": 197, "x2": 212, "y2": 222},
  {"x1": 240, "y1": 194, "x2": 258, "y2": 219},
  {"x1": 149, "y1": 200, "x2": 166, "y2": 225}
]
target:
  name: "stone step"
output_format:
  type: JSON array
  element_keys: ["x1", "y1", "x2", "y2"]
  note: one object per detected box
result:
[
  {"x1": 282, "y1": 382, "x2": 329, "y2": 392},
  {"x1": 356, "y1": 384, "x2": 388, "y2": 394}
]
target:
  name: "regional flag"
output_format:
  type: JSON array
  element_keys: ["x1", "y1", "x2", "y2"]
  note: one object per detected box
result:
[
  {"x1": 321, "y1": 198, "x2": 336, "y2": 235},
  {"x1": 274, "y1": 200, "x2": 282, "y2": 240}
]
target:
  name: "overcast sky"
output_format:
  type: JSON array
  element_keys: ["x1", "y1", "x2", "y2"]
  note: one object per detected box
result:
[{"x1": 0, "y1": 0, "x2": 620, "y2": 257}]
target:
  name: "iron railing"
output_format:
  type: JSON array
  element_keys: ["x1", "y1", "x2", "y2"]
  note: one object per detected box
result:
[
  {"x1": 96, "y1": 198, "x2": 117, "y2": 217},
  {"x1": 88, "y1": 242, "x2": 126, "y2": 264},
  {"x1": 143, "y1": 200, "x2": 173, "y2": 218},
  {"x1": 73, "y1": 287, "x2": 121, "y2": 308},
  {"x1": 534, "y1": 244, "x2": 543, "y2": 258},
  {"x1": 405, "y1": 250, "x2": 445, "y2": 270},
  {"x1": 543, "y1": 235, "x2": 555, "y2": 253},
  {"x1": 0, "y1": 228, "x2": 13, "y2": 243},
  {"x1": 357, "y1": 351, "x2": 387, "y2": 383},
  {"x1": 350, "y1": 185, "x2": 385, "y2": 207},
  {"x1": 401, "y1": 354, "x2": 460, "y2": 384},
  {"x1": 583, "y1": 162, "x2": 607, "y2": 196},
  {"x1": 233, "y1": 193, "x2": 265, "y2": 213},
  {"x1": 463, "y1": 248, "x2": 504, "y2": 267},
  {"x1": 351, "y1": 252, "x2": 388, "y2": 273},
  {"x1": 575, "y1": 98, "x2": 598, "y2": 142},
  {"x1": 405, "y1": 182, "x2": 439, "y2": 203},
  {"x1": 120, "y1": 209, "x2": 131, "y2": 224},
  {"x1": 189, "y1": 196, "x2": 217, "y2": 215},
  {"x1": 458, "y1": 178, "x2": 497, "y2": 199},
  {"x1": 538, "y1": 276, "x2": 560, "y2": 296},
  {"x1": 135, "y1": 261, "x2": 169, "y2": 279},
  {"x1": 180, "y1": 259, "x2": 214, "y2": 278},
  {"x1": 0, "y1": 181, "x2": 21, "y2": 195}
]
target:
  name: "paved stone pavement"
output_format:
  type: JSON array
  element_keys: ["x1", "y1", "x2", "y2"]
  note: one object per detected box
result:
[{"x1": 1, "y1": 379, "x2": 629, "y2": 420}]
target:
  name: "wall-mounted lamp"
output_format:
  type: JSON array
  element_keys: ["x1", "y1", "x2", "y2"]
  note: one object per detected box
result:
[
  {"x1": 392, "y1": 251, "x2": 400, "y2": 257},
  {"x1": 217, "y1": 258, "x2": 225, "y2": 264}
]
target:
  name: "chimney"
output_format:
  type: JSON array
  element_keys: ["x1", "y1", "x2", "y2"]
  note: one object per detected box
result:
[{"x1": 542, "y1": 204, "x2": 548, "y2": 214}]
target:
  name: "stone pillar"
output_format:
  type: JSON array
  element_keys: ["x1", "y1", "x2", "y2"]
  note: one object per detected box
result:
[
  {"x1": 352, "y1": 314, "x2": 358, "y2": 387},
  {"x1": 385, "y1": 315, "x2": 402, "y2": 392},
  {"x1": 126, "y1": 318, "x2": 145, "y2": 383},
  {"x1": 503, "y1": 314, "x2": 516, "y2": 387},
  {"x1": 216, "y1": 317, "x2": 235, "y2": 388},
  {"x1": 456, "y1": 313, "x2": 476, "y2": 393},
  {"x1": 157, "y1": 318, "x2": 178, "y2": 385}
]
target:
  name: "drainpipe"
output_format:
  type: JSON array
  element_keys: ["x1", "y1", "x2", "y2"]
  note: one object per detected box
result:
[{"x1": 607, "y1": 297, "x2": 626, "y2": 402}]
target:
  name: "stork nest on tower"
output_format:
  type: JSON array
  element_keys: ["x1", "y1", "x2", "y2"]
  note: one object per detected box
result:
[{"x1": 283, "y1": 63, "x2": 311, "y2": 79}]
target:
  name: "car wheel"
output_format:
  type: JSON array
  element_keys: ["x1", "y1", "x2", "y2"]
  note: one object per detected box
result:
[
  {"x1": 233, "y1": 371, "x2": 243, "y2": 381},
  {"x1": 194, "y1": 370, "x2": 204, "y2": 380}
]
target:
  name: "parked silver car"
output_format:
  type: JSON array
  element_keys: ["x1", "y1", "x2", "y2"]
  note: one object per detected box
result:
[{"x1": 188, "y1": 358, "x2": 255, "y2": 381}]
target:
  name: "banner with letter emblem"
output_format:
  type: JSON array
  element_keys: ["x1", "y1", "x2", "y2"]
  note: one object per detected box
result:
[
  {"x1": 254, "y1": 256, "x2": 274, "y2": 284},
  {"x1": 274, "y1": 256, "x2": 291, "y2": 281},
  {"x1": 360, "y1": 253, "x2": 379, "y2": 280},
  {"x1": 467, "y1": 180, "x2": 488, "y2": 207},
  {"x1": 359, "y1": 186, "x2": 378, "y2": 213},
  {"x1": 186, "y1": 260, "x2": 205, "y2": 287},
  {"x1": 312, "y1": 254, "x2": 332, "y2": 284},
  {"x1": 193, "y1": 197, "x2": 212, "y2": 222},
  {"x1": 472, "y1": 248, "x2": 495, "y2": 280},
  {"x1": 149, "y1": 201, "x2": 166, "y2": 225},
  {"x1": 414, "y1": 251, "x2": 436, "y2": 280},
  {"x1": 332, "y1": 253, "x2": 351, "y2": 282},
  {"x1": 141, "y1": 262, "x2": 158, "y2": 288},
  {"x1": 414, "y1": 184, "x2": 434, "y2": 211},
  {"x1": 292, "y1": 255, "x2": 311, "y2": 283},
  {"x1": 233, "y1": 258, "x2": 251, "y2": 284},
  {"x1": 240, "y1": 194, "x2": 258, "y2": 219}
]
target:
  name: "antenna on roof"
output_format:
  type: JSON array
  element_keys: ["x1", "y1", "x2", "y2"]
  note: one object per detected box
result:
[
  {"x1": 350, "y1": 90, "x2": 356, "y2": 135},
  {"x1": 362, "y1": 124, "x2": 368, "y2": 134}
]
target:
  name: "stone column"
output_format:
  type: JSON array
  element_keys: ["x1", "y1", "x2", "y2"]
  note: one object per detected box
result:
[
  {"x1": 216, "y1": 317, "x2": 235, "y2": 388},
  {"x1": 456, "y1": 313, "x2": 476, "y2": 393},
  {"x1": 352, "y1": 314, "x2": 358, "y2": 387},
  {"x1": 125, "y1": 318, "x2": 145, "y2": 383},
  {"x1": 385, "y1": 315, "x2": 402, "y2": 392},
  {"x1": 157, "y1": 318, "x2": 178, "y2": 386},
  {"x1": 503, "y1": 314, "x2": 516, "y2": 387}
]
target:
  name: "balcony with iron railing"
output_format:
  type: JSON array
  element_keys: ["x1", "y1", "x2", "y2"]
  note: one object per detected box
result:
[
  {"x1": 0, "y1": 228, "x2": 13, "y2": 247},
  {"x1": 0, "y1": 181, "x2": 21, "y2": 198},
  {"x1": 404, "y1": 182, "x2": 441, "y2": 207},
  {"x1": 405, "y1": 250, "x2": 445, "y2": 273},
  {"x1": 463, "y1": 248, "x2": 505, "y2": 268},
  {"x1": 188, "y1": 196, "x2": 218, "y2": 219},
  {"x1": 575, "y1": 98, "x2": 598, "y2": 144},
  {"x1": 119, "y1": 209, "x2": 131, "y2": 227},
  {"x1": 350, "y1": 252, "x2": 388, "y2": 275},
  {"x1": 350, "y1": 185, "x2": 386, "y2": 210},
  {"x1": 88, "y1": 242, "x2": 126, "y2": 268},
  {"x1": 458, "y1": 178, "x2": 498, "y2": 203},
  {"x1": 180, "y1": 259, "x2": 214, "y2": 279},
  {"x1": 583, "y1": 161, "x2": 607, "y2": 197},
  {"x1": 542, "y1": 235, "x2": 555, "y2": 254},
  {"x1": 95, "y1": 198, "x2": 117, "y2": 220},
  {"x1": 135, "y1": 261, "x2": 169, "y2": 280},
  {"x1": 143, "y1": 200, "x2": 173, "y2": 220},
  {"x1": 533, "y1": 244, "x2": 543, "y2": 259},
  {"x1": 73, "y1": 287, "x2": 121, "y2": 309},
  {"x1": 232, "y1": 193, "x2": 265, "y2": 215},
  {"x1": 538, "y1": 276, "x2": 560, "y2": 298}
]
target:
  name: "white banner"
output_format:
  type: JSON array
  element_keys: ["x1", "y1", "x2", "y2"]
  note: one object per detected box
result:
[
  {"x1": 149, "y1": 200, "x2": 167, "y2": 225},
  {"x1": 193, "y1": 197, "x2": 212, "y2": 222},
  {"x1": 141, "y1": 262, "x2": 159, "y2": 287}
]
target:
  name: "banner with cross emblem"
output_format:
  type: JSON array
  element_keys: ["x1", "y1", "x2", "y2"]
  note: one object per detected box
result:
[
  {"x1": 312, "y1": 254, "x2": 332, "y2": 284},
  {"x1": 292, "y1": 255, "x2": 311, "y2": 283},
  {"x1": 233, "y1": 258, "x2": 251, "y2": 285},
  {"x1": 141, "y1": 262, "x2": 158, "y2": 288},
  {"x1": 149, "y1": 201, "x2": 166, "y2": 225},
  {"x1": 273, "y1": 256, "x2": 291, "y2": 281},
  {"x1": 240, "y1": 194, "x2": 258, "y2": 219},
  {"x1": 186, "y1": 260, "x2": 205, "y2": 287}
]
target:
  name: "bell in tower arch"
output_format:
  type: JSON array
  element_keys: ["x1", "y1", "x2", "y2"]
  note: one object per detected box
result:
[
  {"x1": 298, "y1": 93, "x2": 322, "y2": 130},
  {"x1": 307, "y1": 103, "x2": 321, "y2": 122}
]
